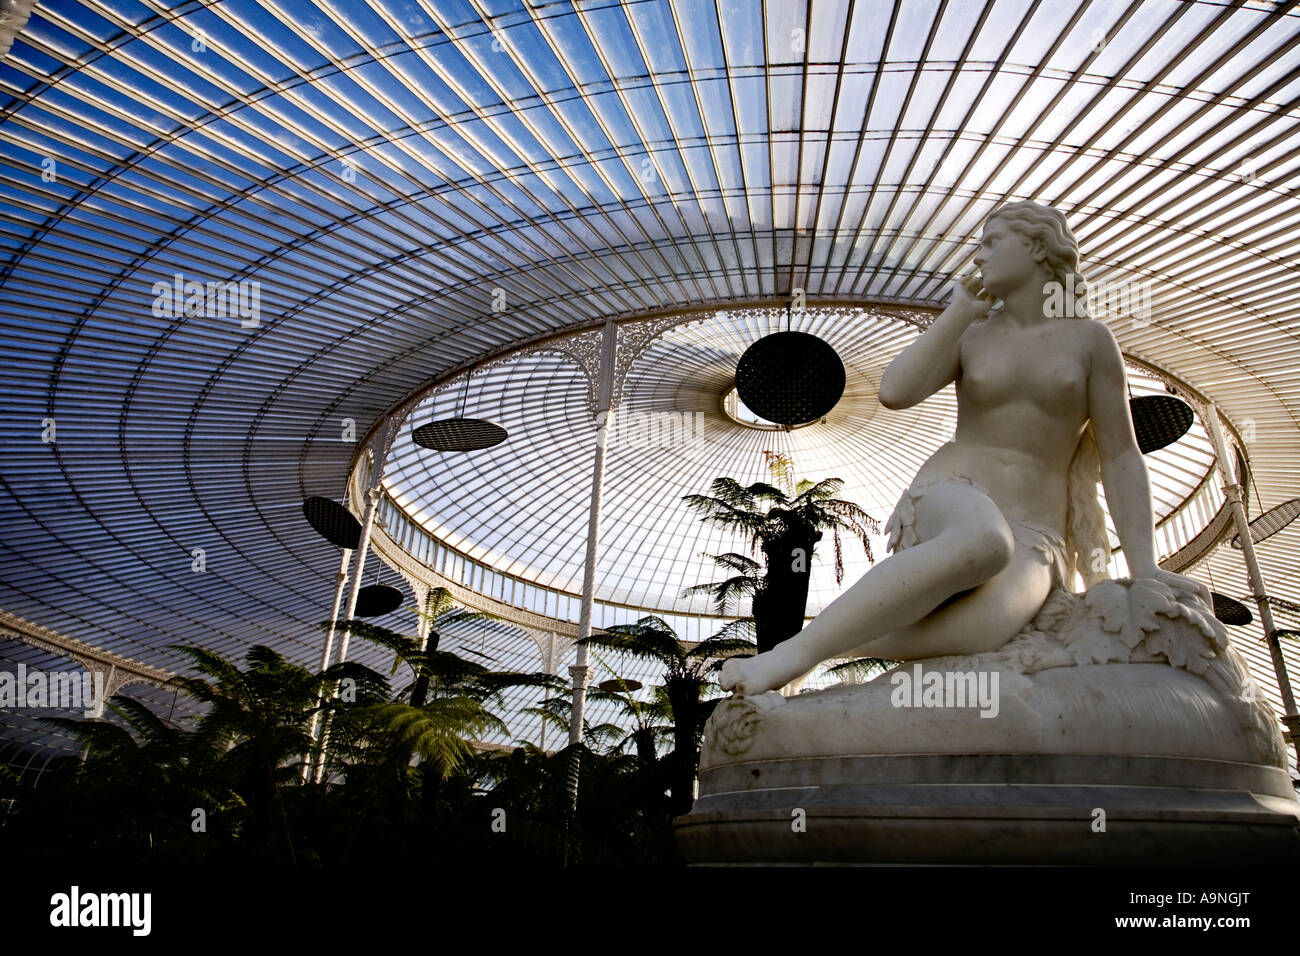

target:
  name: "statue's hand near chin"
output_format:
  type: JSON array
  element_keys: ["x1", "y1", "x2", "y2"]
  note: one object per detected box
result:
[{"x1": 950, "y1": 274, "x2": 992, "y2": 321}]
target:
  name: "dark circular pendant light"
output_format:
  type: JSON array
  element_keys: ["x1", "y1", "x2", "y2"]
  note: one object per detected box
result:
[
  {"x1": 354, "y1": 584, "x2": 404, "y2": 618},
  {"x1": 1231, "y1": 497, "x2": 1300, "y2": 549},
  {"x1": 413, "y1": 418, "x2": 508, "y2": 452},
  {"x1": 303, "y1": 496, "x2": 361, "y2": 549},
  {"x1": 414, "y1": 368, "x2": 508, "y2": 451},
  {"x1": 598, "y1": 678, "x2": 643, "y2": 693},
  {"x1": 735, "y1": 330, "x2": 845, "y2": 426},
  {"x1": 1130, "y1": 394, "x2": 1193, "y2": 454},
  {"x1": 1211, "y1": 591, "x2": 1252, "y2": 626}
]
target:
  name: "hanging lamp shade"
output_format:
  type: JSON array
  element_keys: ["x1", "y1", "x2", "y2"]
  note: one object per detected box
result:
[
  {"x1": 303, "y1": 496, "x2": 361, "y2": 549},
  {"x1": 354, "y1": 584, "x2": 404, "y2": 618},
  {"x1": 598, "y1": 678, "x2": 643, "y2": 693},
  {"x1": 413, "y1": 418, "x2": 508, "y2": 452},
  {"x1": 1231, "y1": 497, "x2": 1300, "y2": 549},
  {"x1": 735, "y1": 330, "x2": 845, "y2": 426},
  {"x1": 1129, "y1": 395, "x2": 1193, "y2": 454},
  {"x1": 1211, "y1": 592, "x2": 1252, "y2": 626}
]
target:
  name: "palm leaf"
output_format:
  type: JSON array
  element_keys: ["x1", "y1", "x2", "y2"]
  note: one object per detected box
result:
[
  {"x1": 685, "y1": 633, "x2": 757, "y2": 662},
  {"x1": 362, "y1": 697, "x2": 507, "y2": 779},
  {"x1": 38, "y1": 715, "x2": 139, "y2": 754},
  {"x1": 578, "y1": 616, "x2": 686, "y2": 669},
  {"x1": 322, "y1": 619, "x2": 419, "y2": 668},
  {"x1": 471, "y1": 670, "x2": 569, "y2": 706},
  {"x1": 709, "y1": 618, "x2": 757, "y2": 642}
]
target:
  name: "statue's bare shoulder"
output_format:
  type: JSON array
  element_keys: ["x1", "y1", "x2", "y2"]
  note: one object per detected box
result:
[
  {"x1": 1082, "y1": 315, "x2": 1121, "y2": 350},
  {"x1": 1078, "y1": 317, "x2": 1126, "y2": 385}
]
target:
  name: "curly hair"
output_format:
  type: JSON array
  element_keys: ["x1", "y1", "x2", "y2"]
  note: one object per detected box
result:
[{"x1": 987, "y1": 200, "x2": 1090, "y2": 318}]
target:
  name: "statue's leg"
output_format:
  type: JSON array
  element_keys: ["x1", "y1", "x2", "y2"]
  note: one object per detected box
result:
[
  {"x1": 719, "y1": 481, "x2": 1016, "y2": 695},
  {"x1": 849, "y1": 543, "x2": 1053, "y2": 661}
]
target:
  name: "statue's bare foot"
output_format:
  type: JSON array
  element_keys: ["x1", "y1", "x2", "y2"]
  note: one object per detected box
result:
[{"x1": 720, "y1": 651, "x2": 804, "y2": 696}]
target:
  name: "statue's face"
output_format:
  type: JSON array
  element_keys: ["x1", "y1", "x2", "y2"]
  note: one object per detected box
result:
[{"x1": 974, "y1": 219, "x2": 1042, "y2": 298}]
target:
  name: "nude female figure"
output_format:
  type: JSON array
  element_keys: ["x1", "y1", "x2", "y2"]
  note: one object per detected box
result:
[{"x1": 720, "y1": 201, "x2": 1205, "y2": 696}]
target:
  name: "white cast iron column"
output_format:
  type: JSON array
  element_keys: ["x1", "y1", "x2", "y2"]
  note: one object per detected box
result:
[
  {"x1": 1205, "y1": 402, "x2": 1298, "y2": 764},
  {"x1": 315, "y1": 416, "x2": 397, "y2": 781},
  {"x1": 569, "y1": 317, "x2": 617, "y2": 749}
]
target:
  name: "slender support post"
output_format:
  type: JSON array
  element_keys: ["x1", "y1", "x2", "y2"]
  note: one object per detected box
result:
[
  {"x1": 91, "y1": 663, "x2": 114, "y2": 719},
  {"x1": 568, "y1": 663, "x2": 590, "y2": 745},
  {"x1": 81, "y1": 664, "x2": 118, "y2": 763},
  {"x1": 569, "y1": 318, "x2": 617, "y2": 748},
  {"x1": 315, "y1": 417, "x2": 396, "y2": 782},
  {"x1": 335, "y1": 484, "x2": 382, "y2": 668},
  {"x1": 315, "y1": 484, "x2": 382, "y2": 783},
  {"x1": 414, "y1": 585, "x2": 432, "y2": 652},
  {"x1": 540, "y1": 631, "x2": 556, "y2": 752},
  {"x1": 567, "y1": 318, "x2": 617, "y2": 813},
  {"x1": 1204, "y1": 402, "x2": 1299, "y2": 765},
  {"x1": 305, "y1": 547, "x2": 350, "y2": 780},
  {"x1": 320, "y1": 548, "x2": 353, "y2": 672}
]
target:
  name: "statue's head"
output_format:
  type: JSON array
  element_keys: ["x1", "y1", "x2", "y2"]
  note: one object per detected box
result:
[{"x1": 984, "y1": 200, "x2": 1088, "y2": 314}]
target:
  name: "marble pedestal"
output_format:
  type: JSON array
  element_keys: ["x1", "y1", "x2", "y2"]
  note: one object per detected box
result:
[
  {"x1": 676, "y1": 659, "x2": 1300, "y2": 865},
  {"x1": 677, "y1": 751, "x2": 1299, "y2": 865}
]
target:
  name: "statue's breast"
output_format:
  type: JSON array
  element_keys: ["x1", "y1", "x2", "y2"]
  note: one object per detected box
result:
[{"x1": 959, "y1": 323, "x2": 1089, "y2": 414}]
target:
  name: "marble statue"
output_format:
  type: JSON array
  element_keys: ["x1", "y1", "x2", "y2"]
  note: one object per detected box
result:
[
  {"x1": 721, "y1": 200, "x2": 1210, "y2": 695},
  {"x1": 685, "y1": 201, "x2": 1298, "y2": 864}
]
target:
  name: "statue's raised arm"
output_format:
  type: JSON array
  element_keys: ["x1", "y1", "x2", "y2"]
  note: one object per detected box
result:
[{"x1": 877, "y1": 275, "x2": 988, "y2": 410}]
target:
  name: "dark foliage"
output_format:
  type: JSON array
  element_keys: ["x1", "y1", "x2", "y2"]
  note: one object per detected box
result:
[{"x1": 1, "y1": 629, "x2": 681, "y2": 868}]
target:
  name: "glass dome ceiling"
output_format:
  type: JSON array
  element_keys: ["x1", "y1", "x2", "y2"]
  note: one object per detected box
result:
[{"x1": 1, "y1": 0, "x2": 1298, "y2": 752}]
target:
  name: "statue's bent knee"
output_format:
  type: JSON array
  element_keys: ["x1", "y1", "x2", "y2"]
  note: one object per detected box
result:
[{"x1": 946, "y1": 522, "x2": 1014, "y2": 587}]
